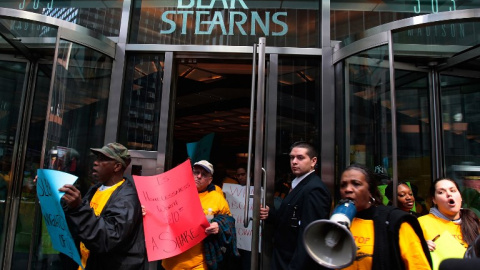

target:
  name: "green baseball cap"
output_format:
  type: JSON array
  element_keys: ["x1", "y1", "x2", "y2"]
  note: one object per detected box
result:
[{"x1": 91, "y1": 142, "x2": 131, "y2": 167}]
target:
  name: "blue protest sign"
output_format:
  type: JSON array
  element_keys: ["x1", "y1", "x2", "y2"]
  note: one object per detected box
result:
[{"x1": 36, "y1": 169, "x2": 83, "y2": 269}]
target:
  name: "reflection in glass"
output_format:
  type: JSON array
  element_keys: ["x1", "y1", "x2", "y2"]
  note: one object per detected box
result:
[
  {"x1": 0, "y1": 59, "x2": 27, "y2": 268},
  {"x1": 274, "y1": 56, "x2": 321, "y2": 202},
  {"x1": 345, "y1": 46, "x2": 392, "y2": 177},
  {"x1": 119, "y1": 54, "x2": 164, "y2": 150},
  {"x1": 331, "y1": 0, "x2": 480, "y2": 45},
  {"x1": 2, "y1": 18, "x2": 58, "y2": 38},
  {"x1": 441, "y1": 68, "x2": 480, "y2": 216},
  {"x1": 393, "y1": 21, "x2": 480, "y2": 57},
  {"x1": 392, "y1": 20, "x2": 480, "y2": 215},
  {"x1": 10, "y1": 64, "x2": 50, "y2": 270},
  {"x1": 2, "y1": 1, "x2": 124, "y2": 37},
  {"x1": 0, "y1": 17, "x2": 58, "y2": 269},
  {"x1": 25, "y1": 41, "x2": 112, "y2": 269},
  {"x1": 394, "y1": 68, "x2": 431, "y2": 216},
  {"x1": 169, "y1": 58, "x2": 254, "y2": 177},
  {"x1": 44, "y1": 40, "x2": 111, "y2": 189}
]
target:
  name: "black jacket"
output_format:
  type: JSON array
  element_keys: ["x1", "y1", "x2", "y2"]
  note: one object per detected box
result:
[
  {"x1": 372, "y1": 206, "x2": 432, "y2": 270},
  {"x1": 64, "y1": 175, "x2": 147, "y2": 270},
  {"x1": 270, "y1": 172, "x2": 332, "y2": 270}
]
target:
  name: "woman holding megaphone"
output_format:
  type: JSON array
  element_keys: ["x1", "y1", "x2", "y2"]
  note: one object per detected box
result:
[{"x1": 337, "y1": 164, "x2": 432, "y2": 270}]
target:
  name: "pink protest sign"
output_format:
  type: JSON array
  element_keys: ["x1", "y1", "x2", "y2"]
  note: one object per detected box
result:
[{"x1": 133, "y1": 159, "x2": 209, "y2": 261}]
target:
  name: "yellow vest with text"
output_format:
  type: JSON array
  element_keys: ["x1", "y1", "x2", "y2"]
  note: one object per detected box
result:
[
  {"x1": 341, "y1": 217, "x2": 431, "y2": 270},
  {"x1": 162, "y1": 189, "x2": 231, "y2": 270}
]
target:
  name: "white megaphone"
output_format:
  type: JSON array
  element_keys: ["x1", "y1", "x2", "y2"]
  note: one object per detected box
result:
[{"x1": 303, "y1": 199, "x2": 357, "y2": 269}]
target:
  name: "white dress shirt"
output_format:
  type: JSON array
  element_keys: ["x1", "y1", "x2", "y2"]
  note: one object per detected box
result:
[{"x1": 291, "y1": 170, "x2": 315, "y2": 190}]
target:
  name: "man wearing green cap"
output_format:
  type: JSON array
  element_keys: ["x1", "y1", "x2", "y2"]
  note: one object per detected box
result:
[{"x1": 59, "y1": 143, "x2": 147, "y2": 270}]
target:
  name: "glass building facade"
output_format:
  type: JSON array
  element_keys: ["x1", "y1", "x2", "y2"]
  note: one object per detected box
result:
[{"x1": 0, "y1": 0, "x2": 478, "y2": 269}]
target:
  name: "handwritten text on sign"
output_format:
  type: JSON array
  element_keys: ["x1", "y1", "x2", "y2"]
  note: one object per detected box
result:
[
  {"x1": 223, "y1": 183, "x2": 261, "y2": 251},
  {"x1": 36, "y1": 169, "x2": 83, "y2": 269},
  {"x1": 133, "y1": 159, "x2": 209, "y2": 261}
]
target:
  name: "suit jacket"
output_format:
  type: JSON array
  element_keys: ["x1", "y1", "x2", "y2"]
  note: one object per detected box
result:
[{"x1": 270, "y1": 172, "x2": 331, "y2": 270}]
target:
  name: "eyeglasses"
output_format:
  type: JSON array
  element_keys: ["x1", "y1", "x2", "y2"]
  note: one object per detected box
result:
[{"x1": 193, "y1": 170, "x2": 211, "y2": 178}]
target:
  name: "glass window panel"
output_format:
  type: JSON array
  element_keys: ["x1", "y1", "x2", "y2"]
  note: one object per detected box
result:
[
  {"x1": 274, "y1": 56, "x2": 321, "y2": 204},
  {"x1": 391, "y1": 20, "x2": 480, "y2": 216},
  {"x1": 43, "y1": 40, "x2": 112, "y2": 180},
  {"x1": 1, "y1": 1, "x2": 124, "y2": 37},
  {"x1": 0, "y1": 18, "x2": 58, "y2": 269},
  {"x1": 130, "y1": 0, "x2": 319, "y2": 47},
  {"x1": 119, "y1": 54, "x2": 164, "y2": 151},
  {"x1": 392, "y1": 21, "x2": 480, "y2": 58},
  {"x1": 0, "y1": 58, "x2": 27, "y2": 267},
  {"x1": 169, "y1": 57, "x2": 254, "y2": 185},
  {"x1": 2, "y1": 18, "x2": 58, "y2": 38},
  {"x1": 441, "y1": 60, "x2": 480, "y2": 216},
  {"x1": 331, "y1": 0, "x2": 480, "y2": 45},
  {"x1": 31, "y1": 41, "x2": 112, "y2": 268},
  {"x1": 11, "y1": 64, "x2": 50, "y2": 270},
  {"x1": 394, "y1": 68, "x2": 431, "y2": 216},
  {"x1": 345, "y1": 46, "x2": 392, "y2": 178}
]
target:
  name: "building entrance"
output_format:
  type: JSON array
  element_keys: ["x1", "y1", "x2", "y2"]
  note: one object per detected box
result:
[
  {"x1": 170, "y1": 56, "x2": 254, "y2": 183},
  {"x1": 165, "y1": 53, "x2": 322, "y2": 269}
]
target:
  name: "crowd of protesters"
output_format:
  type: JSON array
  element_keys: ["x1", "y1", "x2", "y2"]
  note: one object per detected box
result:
[{"x1": 37, "y1": 141, "x2": 479, "y2": 270}]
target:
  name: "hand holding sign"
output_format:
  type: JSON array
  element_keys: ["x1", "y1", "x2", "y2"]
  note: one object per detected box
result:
[
  {"x1": 36, "y1": 169, "x2": 83, "y2": 269},
  {"x1": 223, "y1": 183, "x2": 262, "y2": 251},
  {"x1": 133, "y1": 159, "x2": 210, "y2": 261},
  {"x1": 58, "y1": 184, "x2": 82, "y2": 209}
]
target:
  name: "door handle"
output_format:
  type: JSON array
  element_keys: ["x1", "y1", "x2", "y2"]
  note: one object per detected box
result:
[
  {"x1": 261, "y1": 168, "x2": 266, "y2": 207},
  {"x1": 244, "y1": 41, "x2": 257, "y2": 228}
]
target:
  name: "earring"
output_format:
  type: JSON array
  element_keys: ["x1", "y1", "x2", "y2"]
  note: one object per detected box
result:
[{"x1": 370, "y1": 196, "x2": 375, "y2": 204}]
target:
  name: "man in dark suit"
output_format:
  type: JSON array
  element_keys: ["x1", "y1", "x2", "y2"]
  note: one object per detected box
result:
[{"x1": 260, "y1": 141, "x2": 332, "y2": 269}]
